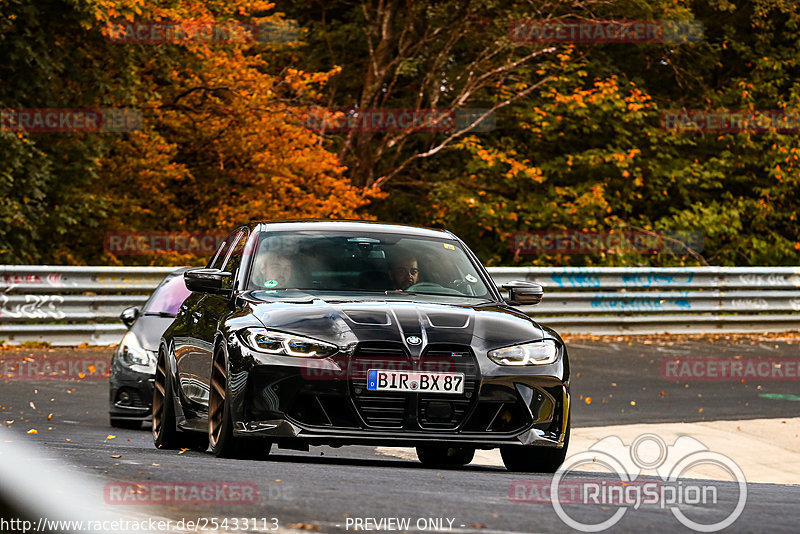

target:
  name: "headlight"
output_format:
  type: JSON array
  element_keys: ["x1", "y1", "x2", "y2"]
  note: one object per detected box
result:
[
  {"x1": 118, "y1": 332, "x2": 151, "y2": 366},
  {"x1": 488, "y1": 339, "x2": 559, "y2": 366},
  {"x1": 241, "y1": 328, "x2": 338, "y2": 358}
]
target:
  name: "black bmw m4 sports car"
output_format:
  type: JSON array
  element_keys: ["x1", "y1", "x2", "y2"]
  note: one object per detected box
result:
[{"x1": 154, "y1": 220, "x2": 570, "y2": 472}]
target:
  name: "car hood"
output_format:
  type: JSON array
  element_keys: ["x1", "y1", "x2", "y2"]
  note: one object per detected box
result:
[
  {"x1": 130, "y1": 316, "x2": 177, "y2": 352},
  {"x1": 242, "y1": 291, "x2": 546, "y2": 355}
]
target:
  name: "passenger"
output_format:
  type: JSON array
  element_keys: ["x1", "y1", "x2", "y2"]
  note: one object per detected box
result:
[
  {"x1": 253, "y1": 251, "x2": 293, "y2": 288},
  {"x1": 389, "y1": 254, "x2": 420, "y2": 291}
]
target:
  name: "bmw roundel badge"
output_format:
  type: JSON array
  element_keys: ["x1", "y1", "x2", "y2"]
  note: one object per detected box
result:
[{"x1": 406, "y1": 335, "x2": 422, "y2": 345}]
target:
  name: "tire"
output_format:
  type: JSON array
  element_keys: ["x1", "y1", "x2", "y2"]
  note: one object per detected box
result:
[
  {"x1": 208, "y1": 347, "x2": 269, "y2": 459},
  {"x1": 500, "y1": 421, "x2": 570, "y2": 473},
  {"x1": 109, "y1": 417, "x2": 142, "y2": 430},
  {"x1": 416, "y1": 446, "x2": 475, "y2": 467},
  {"x1": 152, "y1": 349, "x2": 208, "y2": 451}
]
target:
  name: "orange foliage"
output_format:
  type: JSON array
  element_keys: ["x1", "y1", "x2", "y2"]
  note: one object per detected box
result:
[{"x1": 89, "y1": 1, "x2": 378, "y2": 264}]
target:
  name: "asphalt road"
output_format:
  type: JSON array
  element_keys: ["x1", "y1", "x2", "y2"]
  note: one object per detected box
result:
[{"x1": 1, "y1": 338, "x2": 799, "y2": 533}]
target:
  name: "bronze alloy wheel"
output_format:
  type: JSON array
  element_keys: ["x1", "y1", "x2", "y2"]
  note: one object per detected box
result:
[
  {"x1": 208, "y1": 351, "x2": 227, "y2": 449},
  {"x1": 152, "y1": 349, "x2": 208, "y2": 451},
  {"x1": 208, "y1": 347, "x2": 267, "y2": 459},
  {"x1": 151, "y1": 351, "x2": 168, "y2": 443}
]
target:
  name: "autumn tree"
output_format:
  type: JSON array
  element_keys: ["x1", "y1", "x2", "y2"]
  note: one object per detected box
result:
[
  {"x1": 1, "y1": 0, "x2": 378, "y2": 265},
  {"x1": 281, "y1": 0, "x2": 800, "y2": 266}
]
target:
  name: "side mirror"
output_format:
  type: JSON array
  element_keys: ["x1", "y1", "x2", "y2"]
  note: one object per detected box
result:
[
  {"x1": 501, "y1": 281, "x2": 544, "y2": 306},
  {"x1": 120, "y1": 306, "x2": 140, "y2": 328},
  {"x1": 184, "y1": 268, "x2": 232, "y2": 295}
]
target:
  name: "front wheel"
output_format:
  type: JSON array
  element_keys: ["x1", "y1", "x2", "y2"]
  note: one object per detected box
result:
[
  {"x1": 416, "y1": 446, "x2": 475, "y2": 467},
  {"x1": 209, "y1": 347, "x2": 269, "y2": 459},
  {"x1": 152, "y1": 350, "x2": 208, "y2": 451},
  {"x1": 500, "y1": 422, "x2": 570, "y2": 473}
]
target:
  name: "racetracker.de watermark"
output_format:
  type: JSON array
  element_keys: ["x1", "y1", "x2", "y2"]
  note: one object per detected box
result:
[
  {"x1": 103, "y1": 481, "x2": 266, "y2": 505},
  {"x1": 509, "y1": 19, "x2": 703, "y2": 44},
  {"x1": 510, "y1": 433, "x2": 747, "y2": 532},
  {"x1": 661, "y1": 357, "x2": 800, "y2": 381},
  {"x1": 1, "y1": 109, "x2": 142, "y2": 133},
  {"x1": 104, "y1": 232, "x2": 226, "y2": 256},
  {"x1": 104, "y1": 19, "x2": 300, "y2": 44},
  {"x1": 661, "y1": 109, "x2": 800, "y2": 133},
  {"x1": 303, "y1": 108, "x2": 495, "y2": 133},
  {"x1": 0, "y1": 355, "x2": 108, "y2": 381},
  {"x1": 301, "y1": 354, "x2": 458, "y2": 381},
  {"x1": 509, "y1": 230, "x2": 704, "y2": 255}
]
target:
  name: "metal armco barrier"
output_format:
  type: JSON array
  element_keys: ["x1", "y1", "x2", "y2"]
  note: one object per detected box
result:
[
  {"x1": 2, "y1": 265, "x2": 800, "y2": 346},
  {"x1": 1, "y1": 266, "x2": 174, "y2": 346}
]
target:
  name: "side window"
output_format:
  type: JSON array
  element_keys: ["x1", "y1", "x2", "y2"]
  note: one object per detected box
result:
[
  {"x1": 207, "y1": 230, "x2": 238, "y2": 269},
  {"x1": 220, "y1": 229, "x2": 249, "y2": 290}
]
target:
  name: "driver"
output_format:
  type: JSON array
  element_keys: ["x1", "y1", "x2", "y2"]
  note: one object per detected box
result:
[{"x1": 388, "y1": 254, "x2": 420, "y2": 290}]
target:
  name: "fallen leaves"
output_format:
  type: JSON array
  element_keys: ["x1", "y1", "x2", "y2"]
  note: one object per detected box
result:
[
  {"x1": 27, "y1": 429, "x2": 38, "y2": 434},
  {"x1": 287, "y1": 523, "x2": 319, "y2": 530},
  {"x1": 585, "y1": 397, "x2": 592, "y2": 405}
]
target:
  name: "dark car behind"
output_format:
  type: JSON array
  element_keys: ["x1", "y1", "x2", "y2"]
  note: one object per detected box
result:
[{"x1": 108, "y1": 267, "x2": 192, "y2": 428}]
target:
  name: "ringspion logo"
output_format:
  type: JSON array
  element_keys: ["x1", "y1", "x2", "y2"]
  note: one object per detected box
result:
[{"x1": 511, "y1": 433, "x2": 746, "y2": 532}]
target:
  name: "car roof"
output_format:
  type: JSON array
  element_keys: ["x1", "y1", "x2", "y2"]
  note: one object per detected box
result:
[{"x1": 246, "y1": 220, "x2": 456, "y2": 240}]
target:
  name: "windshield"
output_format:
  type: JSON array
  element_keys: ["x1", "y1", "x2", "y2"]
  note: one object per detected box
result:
[
  {"x1": 143, "y1": 274, "x2": 192, "y2": 316},
  {"x1": 246, "y1": 231, "x2": 492, "y2": 299}
]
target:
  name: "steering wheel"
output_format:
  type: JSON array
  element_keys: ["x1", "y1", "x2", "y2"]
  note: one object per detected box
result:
[{"x1": 405, "y1": 282, "x2": 463, "y2": 295}]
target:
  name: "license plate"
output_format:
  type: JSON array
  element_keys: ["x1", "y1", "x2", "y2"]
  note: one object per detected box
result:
[{"x1": 367, "y1": 370, "x2": 465, "y2": 394}]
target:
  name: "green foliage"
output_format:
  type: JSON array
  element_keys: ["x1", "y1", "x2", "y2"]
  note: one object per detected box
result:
[{"x1": 282, "y1": 0, "x2": 800, "y2": 266}]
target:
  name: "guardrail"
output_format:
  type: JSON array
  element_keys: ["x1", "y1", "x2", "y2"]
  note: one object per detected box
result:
[{"x1": 2, "y1": 266, "x2": 800, "y2": 345}]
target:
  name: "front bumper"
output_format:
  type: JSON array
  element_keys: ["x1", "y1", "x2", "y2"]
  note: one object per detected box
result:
[
  {"x1": 109, "y1": 361, "x2": 155, "y2": 421},
  {"x1": 229, "y1": 341, "x2": 569, "y2": 448}
]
